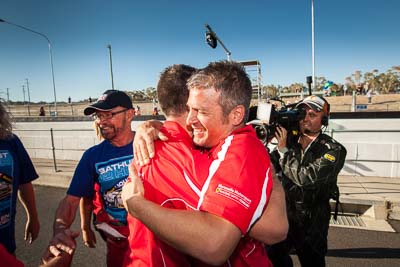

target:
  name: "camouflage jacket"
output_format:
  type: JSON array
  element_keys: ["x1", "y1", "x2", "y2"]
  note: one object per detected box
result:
[{"x1": 270, "y1": 133, "x2": 347, "y2": 221}]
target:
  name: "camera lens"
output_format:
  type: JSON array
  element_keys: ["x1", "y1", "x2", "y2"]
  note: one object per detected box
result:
[{"x1": 254, "y1": 124, "x2": 273, "y2": 146}]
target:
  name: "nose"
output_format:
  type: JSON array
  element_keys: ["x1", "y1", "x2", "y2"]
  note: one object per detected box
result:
[
  {"x1": 186, "y1": 109, "x2": 198, "y2": 127},
  {"x1": 302, "y1": 111, "x2": 311, "y2": 122}
]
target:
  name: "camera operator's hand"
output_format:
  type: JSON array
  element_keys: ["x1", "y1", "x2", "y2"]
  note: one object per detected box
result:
[{"x1": 275, "y1": 126, "x2": 288, "y2": 151}]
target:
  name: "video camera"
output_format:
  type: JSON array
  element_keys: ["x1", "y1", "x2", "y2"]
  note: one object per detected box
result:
[{"x1": 248, "y1": 99, "x2": 305, "y2": 147}]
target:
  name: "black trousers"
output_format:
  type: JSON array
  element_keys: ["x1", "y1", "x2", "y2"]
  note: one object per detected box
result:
[{"x1": 267, "y1": 215, "x2": 329, "y2": 267}]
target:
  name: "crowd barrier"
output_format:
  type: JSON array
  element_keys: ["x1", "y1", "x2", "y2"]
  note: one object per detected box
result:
[{"x1": 14, "y1": 125, "x2": 400, "y2": 178}]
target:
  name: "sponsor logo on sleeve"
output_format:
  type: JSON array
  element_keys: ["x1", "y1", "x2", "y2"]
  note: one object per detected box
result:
[
  {"x1": 324, "y1": 153, "x2": 336, "y2": 162},
  {"x1": 215, "y1": 184, "x2": 251, "y2": 209}
]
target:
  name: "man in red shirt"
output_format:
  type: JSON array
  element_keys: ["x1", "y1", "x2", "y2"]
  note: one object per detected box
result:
[
  {"x1": 122, "y1": 62, "x2": 287, "y2": 266},
  {"x1": 123, "y1": 64, "x2": 199, "y2": 266}
]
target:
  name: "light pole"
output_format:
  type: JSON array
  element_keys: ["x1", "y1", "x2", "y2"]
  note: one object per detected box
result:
[
  {"x1": 0, "y1": 89, "x2": 9, "y2": 101},
  {"x1": 204, "y1": 24, "x2": 232, "y2": 61},
  {"x1": 107, "y1": 44, "x2": 115, "y2": 89},
  {"x1": 26, "y1": 78, "x2": 31, "y2": 116},
  {"x1": 22, "y1": 85, "x2": 26, "y2": 104},
  {"x1": 0, "y1": 18, "x2": 58, "y2": 115},
  {"x1": 311, "y1": 0, "x2": 316, "y2": 91}
]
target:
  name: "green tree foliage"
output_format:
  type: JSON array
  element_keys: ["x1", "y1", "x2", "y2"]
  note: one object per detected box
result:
[
  {"x1": 363, "y1": 69, "x2": 380, "y2": 92},
  {"x1": 288, "y1": 83, "x2": 305, "y2": 93},
  {"x1": 262, "y1": 85, "x2": 279, "y2": 98},
  {"x1": 145, "y1": 87, "x2": 157, "y2": 99},
  {"x1": 127, "y1": 87, "x2": 157, "y2": 101},
  {"x1": 314, "y1": 76, "x2": 327, "y2": 91},
  {"x1": 377, "y1": 67, "x2": 400, "y2": 93},
  {"x1": 345, "y1": 75, "x2": 356, "y2": 92},
  {"x1": 342, "y1": 67, "x2": 400, "y2": 95},
  {"x1": 329, "y1": 83, "x2": 341, "y2": 96}
]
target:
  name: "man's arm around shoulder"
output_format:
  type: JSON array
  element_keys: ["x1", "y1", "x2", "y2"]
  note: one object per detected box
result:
[{"x1": 122, "y1": 181, "x2": 241, "y2": 265}]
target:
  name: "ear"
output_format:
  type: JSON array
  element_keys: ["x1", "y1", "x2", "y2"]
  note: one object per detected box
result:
[
  {"x1": 126, "y1": 109, "x2": 135, "y2": 120},
  {"x1": 230, "y1": 105, "x2": 245, "y2": 126}
]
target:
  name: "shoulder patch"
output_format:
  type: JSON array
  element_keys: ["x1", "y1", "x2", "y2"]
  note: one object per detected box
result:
[{"x1": 324, "y1": 153, "x2": 336, "y2": 162}]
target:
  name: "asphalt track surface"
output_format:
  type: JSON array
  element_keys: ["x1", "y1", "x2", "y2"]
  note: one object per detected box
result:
[{"x1": 15, "y1": 185, "x2": 400, "y2": 267}]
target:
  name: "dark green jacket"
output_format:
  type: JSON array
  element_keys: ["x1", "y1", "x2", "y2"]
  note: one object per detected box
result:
[{"x1": 271, "y1": 133, "x2": 347, "y2": 224}]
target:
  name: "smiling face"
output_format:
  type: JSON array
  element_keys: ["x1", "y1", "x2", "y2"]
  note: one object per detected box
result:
[
  {"x1": 94, "y1": 107, "x2": 131, "y2": 141},
  {"x1": 299, "y1": 105, "x2": 324, "y2": 135},
  {"x1": 185, "y1": 61, "x2": 252, "y2": 148},
  {"x1": 186, "y1": 87, "x2": 235, "y2": 149}
]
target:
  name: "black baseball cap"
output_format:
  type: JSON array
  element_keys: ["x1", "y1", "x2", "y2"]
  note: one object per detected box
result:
[{"x1": 84, "y1": 90, "x2": 133, "y2": 116}]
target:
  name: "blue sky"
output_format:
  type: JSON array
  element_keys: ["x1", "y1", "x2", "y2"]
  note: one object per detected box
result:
[{"x1": 1, "y1": 0, "x2": 399, "y2": 103}]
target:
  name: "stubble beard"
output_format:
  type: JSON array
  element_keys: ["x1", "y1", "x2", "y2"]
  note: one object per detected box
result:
[{"x1": 100, "y1": 127, "x2": 116, "y2": 140}]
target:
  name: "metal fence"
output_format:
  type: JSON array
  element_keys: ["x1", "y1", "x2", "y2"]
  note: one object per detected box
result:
[
  {"x1": 7, "y1": 102, "x2": 159, "y2": 117},
  {"x1": 15, "y1": 128, "x2": 96, "y2": 172},
  {"x1": 15, "y1": 128, "x2": 400, "y2": 174}
]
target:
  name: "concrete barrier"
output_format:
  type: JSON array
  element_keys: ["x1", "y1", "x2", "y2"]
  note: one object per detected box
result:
[
  {"x1": 328, "y1": 118, "x2": 400, "y2": 178},
  {"x1": 12, "y1": 116, "x2": 400, "y2": 178}
]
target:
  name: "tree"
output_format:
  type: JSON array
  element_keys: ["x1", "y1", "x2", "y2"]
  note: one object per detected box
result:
[
  {"x1": 281, "y1": 86, "x2": 290, "y2": 94},
  {"x1": 353, "y1": 70, "x2": 362, "y2": 86},
  {"x1": 314, "y1": 76, "x2": 327, "y2": 91},
  {"x1": 145, "y1": 87, "x2": 157, "y2": 100},
  {"x1": 329, "y1": 83, "x2": 340, "y2": 96},
  {"x1": 389, "y1": 66, "x2": 400, "y2": 92},
  {"x1": 363, "y1": 69, "x2": 380, "y2": 93},
  {"x1": 378, "y1": 69, "x2": 400, "y2": 94},
  {"x1": 262, "y1": 85, "x2": 279, "y2": 98},
  {"x1": 127, "y1": 87, "x2": 157, "y2": 101},
  {"x1": 288, "y1": 83, "x2": 305, "y2": 93},
  {"x1": 128, "y1": 91, "x2": 144, "y2": 101},
  {"x1": 345, "y1": 76, "x2": 356, "y2": 93}
]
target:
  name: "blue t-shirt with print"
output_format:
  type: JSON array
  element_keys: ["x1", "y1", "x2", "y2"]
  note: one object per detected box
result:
[
  {"x1": 67, "y1": 140, "x2": 133, "y2": 225},
  {"x1": 0, "y1": 134, "x2": 38, "y2": 254}
]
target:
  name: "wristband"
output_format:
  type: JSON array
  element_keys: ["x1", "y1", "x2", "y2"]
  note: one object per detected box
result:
[{"x1": 54, "y1": 224, "x2": 68, "y2": 233}]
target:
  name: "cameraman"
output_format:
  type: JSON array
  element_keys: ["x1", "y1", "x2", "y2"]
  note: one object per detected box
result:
[{"x1": 268, "y1": 95, "x2": 347, "y2": 267}]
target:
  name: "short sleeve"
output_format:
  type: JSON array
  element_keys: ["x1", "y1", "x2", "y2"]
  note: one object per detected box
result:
[
  {"x1": 198, "y1": 135, "x2": 273, "y2": 234},
  {"x1": 67, "y1": 149, "x2": 95, "y2": 197},
  {"x1": 12, "y1": 135, "x2": 38, "y2": 184}
]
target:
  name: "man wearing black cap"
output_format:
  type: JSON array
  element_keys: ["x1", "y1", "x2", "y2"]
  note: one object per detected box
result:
[
  {"x1": 268, "y1": 95, "x2": 347, "y2": 267},
  {"x1": 43, "y1": 90, "x2": 135, "y2": 267}
]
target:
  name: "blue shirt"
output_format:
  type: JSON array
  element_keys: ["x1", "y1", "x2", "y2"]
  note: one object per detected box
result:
[
  {"x1": 67, "y1": 140, "x2": 133, "y2": 224},
  {"x1": 0, "y1": 134, "x2": 38, "y2": 253}
]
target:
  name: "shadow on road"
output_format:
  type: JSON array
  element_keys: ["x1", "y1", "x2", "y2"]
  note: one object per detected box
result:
[{"x1": 328, "y1": 248, "x2": 400, "y2": 259}]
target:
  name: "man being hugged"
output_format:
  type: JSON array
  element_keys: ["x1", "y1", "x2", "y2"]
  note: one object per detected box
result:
[{"x1": 123, "y1": 61, "x2": 287, "y2": 266}]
